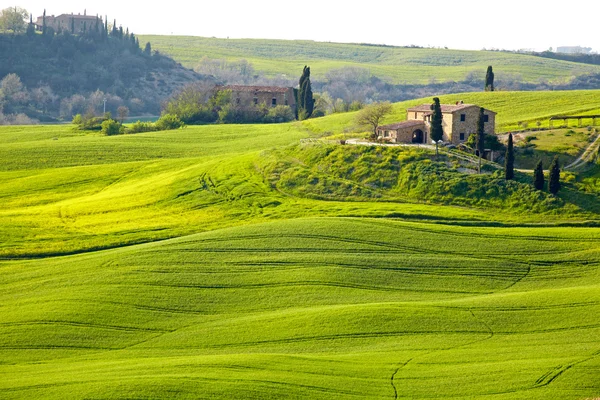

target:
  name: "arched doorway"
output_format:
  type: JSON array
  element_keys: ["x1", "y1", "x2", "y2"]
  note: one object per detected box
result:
[{"x1": 412, "y1": 129, "x2": 424, "y2": 144}]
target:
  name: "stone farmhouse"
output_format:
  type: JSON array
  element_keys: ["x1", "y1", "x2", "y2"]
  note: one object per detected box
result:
[
  {"x1": 377, "y1": 102, "x2": 496, "y2": 145},
  {"x1": 35, "y1": 11, "x2": 102, "y2": 33},
  {"x1": 216, "y1": 85, "x2": 296, "y2": 113}
]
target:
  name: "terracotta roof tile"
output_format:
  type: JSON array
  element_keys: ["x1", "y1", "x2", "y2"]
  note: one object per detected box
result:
[
  {"x1": 407, "y1": 103, "x2": 497, "y2": 114},
  {"x1": 217, "y1": 85, "x2": 291, "y2": 93},
  {"x1": 378, "y1": 120, "x2": 425, "y2": 130}
]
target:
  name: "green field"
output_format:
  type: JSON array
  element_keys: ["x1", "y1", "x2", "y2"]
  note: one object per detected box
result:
[
  {"x1": 1, "y1": 91, "x2": 600, "y2": 399},
  {"x1": 138, "y1": 35, "x2": 600, "y2": 84}
]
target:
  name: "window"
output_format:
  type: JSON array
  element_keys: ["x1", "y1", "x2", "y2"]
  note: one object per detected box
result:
[
  {"x1": 460, "y1": 114, "x2": 466, "y2": 122},
  {"x1": 272, "y1": 98, "x2": 277, "y2": 106},
  {"x1": 484, "y1": 115, "x2": 489, "y2": 123},
  {"x1": 236, "y1": 98, "x2": 240, "y2": 105},
  {"x1": 253, "y1": 97, "x2": 258, "y2": 105},
  {"x1": 459, "y1": 133, "x2": 465, "y2": 141},
  {"x1": 285, "y1": 99, "x2": 288, "y2": 106},
  {"x1": 384, "y1": 131, "x2": 389, "y2": 138},
  {"x1": 414, "y1": 112, "x2": 418, "y2": 119}
]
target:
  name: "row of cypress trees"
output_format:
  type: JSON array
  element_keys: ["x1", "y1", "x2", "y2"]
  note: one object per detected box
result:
[{"x1": 505, "y1": 133, "x2": 561, "y2": 194}]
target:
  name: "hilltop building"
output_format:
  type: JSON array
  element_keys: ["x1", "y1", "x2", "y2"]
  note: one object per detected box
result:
[
  {"x1": 216, "y1": 85, "x2": 296, "y2": 113},
  {"x1": 35, "y1": 11, "x2": 102, "y2": 33},
  {"x1": 376, "y1": 102, "x2": 496, "y2": 145},
  {"x1": 556, "y1": 46, "x2": 593, "y2": 55}
]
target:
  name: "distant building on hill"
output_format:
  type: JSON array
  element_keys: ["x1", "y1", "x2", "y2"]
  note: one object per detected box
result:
[
  {"x1": 376, "y1": 102, "x2": 496, "y2": 145},
  {"x1": 556, "y1": 46, "x2": 593, "y2": 55},
  {"x1": 216, "y1": 85, "x2": 296, "y2": 113},
  {"x1": 35, "y1": 11, "x2": 103, "y2": 33}
]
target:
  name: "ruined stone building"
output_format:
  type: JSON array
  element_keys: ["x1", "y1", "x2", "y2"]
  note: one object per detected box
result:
[
  {"x1": 217, "y1": 86, "x2": 296, "y2": 113},
  {"x1": 376, "y1": 102, "x2": 496, "y2": 145}
]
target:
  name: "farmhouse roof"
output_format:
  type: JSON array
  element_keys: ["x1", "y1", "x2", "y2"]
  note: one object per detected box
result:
[
  {"x1": 56, "y1": 14, "x2": 100, "y2": 20},
  {"x1": 407, "y1": 103, "x2": 496, "y2": 114},
  {"x1": 378, "y1": 120, "x2": 425, "y2": 130},
  {"x1": 217, "y1": 85, "x2": 291, "y2": 94}
]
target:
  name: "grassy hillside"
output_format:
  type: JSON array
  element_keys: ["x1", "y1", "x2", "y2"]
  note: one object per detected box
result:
[
  {"x1": 139, "y1": 35, "x2": 600, "y2": 84},
  {"x1": 2, "y1": 218, "x2": 600, "y2": 399},
  {"x1": 1, "y1": 90, "x2": 600, "y2": 398}
]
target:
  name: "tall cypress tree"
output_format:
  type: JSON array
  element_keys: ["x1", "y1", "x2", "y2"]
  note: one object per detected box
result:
[
  {"x1": 71, "y1": 17, "x2": 75, "y2": 34},
  {"x1": 505, "y1": 133, "x2": 514, "y2": 180},
  {"x1": 485, "y1": 66, "x2": 494, "y2": 92},
  {"x1": 549, "y1": 156, "x2": 561, "y2": 194},
  {"x1": 42, "y1": 9, "x2": 46, "y2": 35},
  {"x1": 430, "y1": 97, "x2": 444, "y2": 142},
  {"x1": 297, "y1": 66, "x2": 314, "y2": 120},
  {"x1": 144, "y1": 42, "x2": 152, "y2": 55},
  {"x1": 477, "y1": 107, "x2": 485, "y2": 157},
  {"x1": 533, "y1": 159, "x2": 544, "y2": 190}
]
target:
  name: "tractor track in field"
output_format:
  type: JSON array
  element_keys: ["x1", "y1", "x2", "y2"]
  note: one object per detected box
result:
[{"x1": 390, "y1": 310, "x2": 495, "y2": 399}]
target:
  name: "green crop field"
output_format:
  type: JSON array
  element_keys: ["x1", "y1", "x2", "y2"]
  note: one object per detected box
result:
[
  {"x1": 1, "y1": 90, "x2": 600, "y2": 399},
  {"x1": 138, "y1": 35, "x2": 600, "y2": 84}
]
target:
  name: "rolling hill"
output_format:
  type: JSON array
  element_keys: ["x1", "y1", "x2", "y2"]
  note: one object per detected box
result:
[
  {"x1": 139, "y1": 35, "x2": 600, "y2": 85},
  {"x1": 1, "y1": 90, "x2": 600, "y2": 399}
]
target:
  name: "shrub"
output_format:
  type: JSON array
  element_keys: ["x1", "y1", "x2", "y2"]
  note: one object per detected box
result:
[
  {"x1": 100, "y1": 119, "x2": 123, "y2": 136},
  {"x1": 156, "y1": 114, "x2": 184, "y2": 131},
  {"x1": 265, "y1": 105, "x2": 295, "y2": 123},
  {"x1": 126, "y1": 121, "x2": 158, "y2": 134}
]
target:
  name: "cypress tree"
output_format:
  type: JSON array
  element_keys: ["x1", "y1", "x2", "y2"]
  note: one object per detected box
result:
[
  {"x1": 27, "y1": 14, "x2": 35, "y2": 37},
  {"x1": 505, "y1": 133, "x2": 514, "y2": 180},
  {"x1": 430, "y1": 97, "x2": 444, "y2": 142},
  {"x1": 42, "y1": 9, "x2": 46, "y2": 35},
  {"x1": 144, "y1": 42, "x2": 152, "y2": 55},
  {"x1": 297, "y1": 66, "x2": 314, "y2": 120},
  {"x1": 71, "y1": 17, "x2": 75, "y2": 34},
  {"x1": 83, "y1": 21, "x2": 87, "y2": 34},
  {"x1": 477, "y1": 107, "x2": 485, "y2": 157},
  {"x1": 549, "y1": 156, "x2": 561, "y2": 194},
  {"x1": 533, "y1": 159, "x2": 544, "y2": 190},
  {"x1": 104, "y1": 16, "x2": 108, "y2": 38},
  {"x1": 485, "y1": 65, "x2": 494, "y2": 91}
]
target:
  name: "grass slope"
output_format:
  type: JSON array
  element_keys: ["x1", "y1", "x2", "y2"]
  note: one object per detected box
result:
[
  {"x1": 138, "y1": 35, "x2": 600, "y2": 84},
  {"x1": 1, "y1": 90, "x2": 600, "y2": 398},
  {"x1": 1, "y1": 218, "x2": 600, "y2": 399}
]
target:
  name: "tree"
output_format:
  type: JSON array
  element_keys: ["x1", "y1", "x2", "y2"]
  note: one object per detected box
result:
[
  {"x1": 533, "y1": 159, "x2": 544, "y2": 190},
  {"x1": 144, "y1": 42, "x2": 152, "y2": 56},
  {"x1": 42, "y1": 9, "x2": 46, "y2": 35},
  {"x1": 0, "y1": 6, "x2": 28, "y2": 34},
  {"x1": 26, "y1": 13, "x2": 35, "y2": 36},
  {"x1": 430, "y1": 97, "x2": 444, "y2": 142},
  {"x1": 505, "y1": 133, "x2": 514, "y2": 180},
  {"x1": 476, "y1": 107, "x2": 485, "y2": 157},
  {"x1": 355, "y1": 101, "x2": 393, "y2": 140},
  {"x1": 485, "y1": 65, "x2": 494, "y2": 91},
  {"x1": 117, "y1": 105, "x2": 129, "y2": 123},
  {"x1": 548, "y1": 156, "x2": 561, "y2": 194},
  {"x1": 297, "y1": 66, "x2": 314, "y2": 120}
]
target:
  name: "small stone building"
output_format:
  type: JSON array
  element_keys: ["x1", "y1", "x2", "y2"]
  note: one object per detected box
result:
[
  {"x1": 377, "y1": 102, "x2": 496, "y2": 145},
  {"x1": 36, "y1": 11, "x2": 102, "y2": 33},
  {"x1": 216, "y1": 85, "x2": 296, "y2": 113}
]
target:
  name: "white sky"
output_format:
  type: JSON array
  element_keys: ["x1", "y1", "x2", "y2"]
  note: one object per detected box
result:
[{"x1": 10, "y1": 0, "x2": 600, "y2": 52}]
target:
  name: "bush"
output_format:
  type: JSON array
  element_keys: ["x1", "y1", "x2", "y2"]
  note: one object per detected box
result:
[
  {"x1": 101, "y1": 119, "x2": 123, "y2": 136},
  {"x1": 156, "y1": 114, "x2": 184, "y2": 131},
  {"x1": 126, "y1": 120, "x2": 158, "y2": 134},
  {"x1": 265, "y1": 105, "x2": 295, "y2": 123}
]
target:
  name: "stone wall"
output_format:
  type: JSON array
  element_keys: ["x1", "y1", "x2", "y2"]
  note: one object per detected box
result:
[
  {"x1": 450, "y1": 106, "x2": 496, "y2": 143},
  {"x1": 230, "y1": 88, "x2": 296, "y2": 111}
]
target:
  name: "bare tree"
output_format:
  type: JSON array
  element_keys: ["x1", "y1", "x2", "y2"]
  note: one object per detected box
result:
[
  {"x1": 355, "y1": 101, "x2": 393, "y2": 140},
  {"x1": 117, "y1": 106, "x2": 129, "y2": 123}
]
